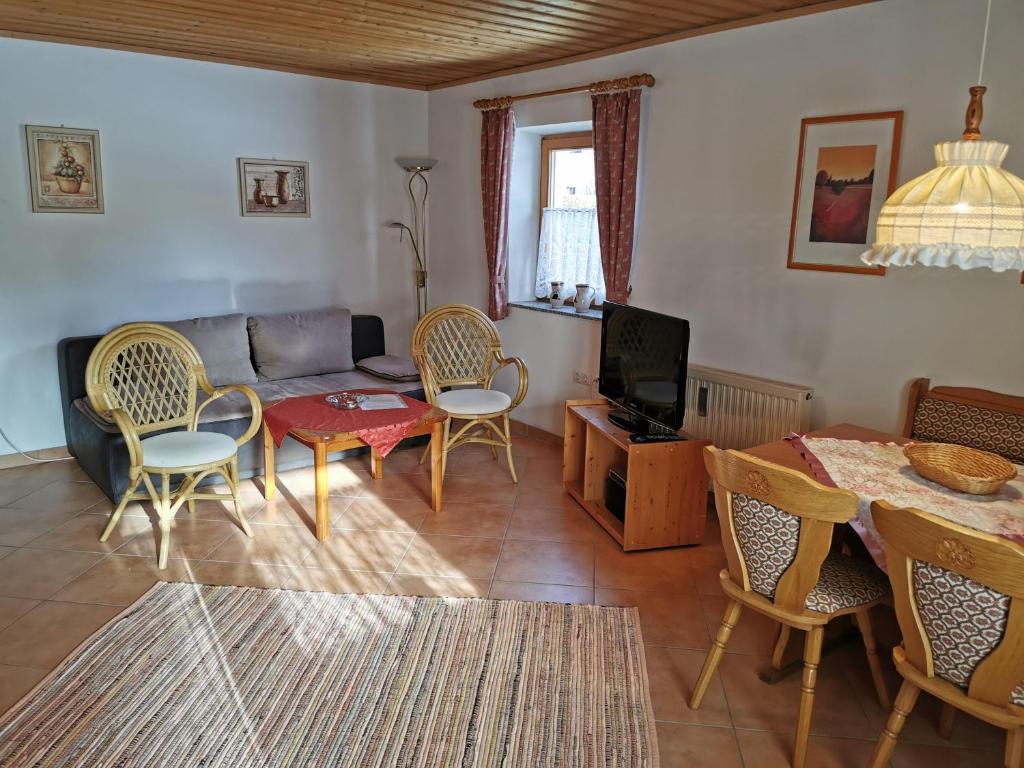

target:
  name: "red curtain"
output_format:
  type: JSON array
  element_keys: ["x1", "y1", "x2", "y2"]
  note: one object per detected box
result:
[
  {"x1": 592, "y1": 88, "x2": 642, "y2": 304},
  {"x1": 480, "y1": 105, "x2": 516, "y2": 320}
]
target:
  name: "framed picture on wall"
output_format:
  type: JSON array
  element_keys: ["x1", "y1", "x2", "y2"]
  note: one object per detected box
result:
[
  {"x1": 237, "y1": 158, "x2": 310, "y2": 217},
  {"x1": 25, "y1": 125, "x2": 104, "y2": 213},
  {"x1": 786, "y1": 111, "x2": 903, "y2": 275}
]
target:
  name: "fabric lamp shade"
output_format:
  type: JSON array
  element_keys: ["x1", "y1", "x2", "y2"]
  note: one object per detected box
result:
[{"x1": 862, "y1": 139, "x2": 1024, "y2": 271}]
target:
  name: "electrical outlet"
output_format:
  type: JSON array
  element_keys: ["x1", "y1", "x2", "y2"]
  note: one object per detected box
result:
[{"x1": 573, "y1": 370, "x2": 593, "y2": 386}]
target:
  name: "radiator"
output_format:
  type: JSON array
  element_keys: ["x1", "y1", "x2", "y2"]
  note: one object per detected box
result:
[{"x1": 683, "y1": 364, "x2": 813, "y2": 449}]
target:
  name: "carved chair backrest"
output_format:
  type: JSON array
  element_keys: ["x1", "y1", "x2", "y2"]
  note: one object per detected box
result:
[
  {"x1": 873, "y1": 500, "x2": 1024, "y2": 711},
  {"x1": 705, "y1": 447, "x2": 859, "y2": 614}
]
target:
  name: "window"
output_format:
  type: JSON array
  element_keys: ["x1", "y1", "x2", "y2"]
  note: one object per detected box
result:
[{"x1": 536, "y1": 133, "x2": 605, "y2": 304}]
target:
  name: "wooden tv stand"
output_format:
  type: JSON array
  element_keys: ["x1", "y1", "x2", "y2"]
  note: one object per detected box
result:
[{"x1": 563, "y1": 400, "x2": 710, "y2": 551}]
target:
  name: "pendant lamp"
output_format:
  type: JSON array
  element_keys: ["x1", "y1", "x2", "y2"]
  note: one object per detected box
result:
[{"x1": 861, "y1": 1, "x2": 1024, "y2": 272}]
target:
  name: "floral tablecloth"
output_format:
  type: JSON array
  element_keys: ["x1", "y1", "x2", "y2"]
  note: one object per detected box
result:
[{"x1": 790, "y1": 436, "x2": 1024, "y2": 570}]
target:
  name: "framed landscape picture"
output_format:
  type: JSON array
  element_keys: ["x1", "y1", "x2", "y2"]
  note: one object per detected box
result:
[
  {"x1": 237, "y1": 158, "x2": 310, "y2": 217},
  {"x1": 786, "y1": 111, "x2": 903, "y2": 275},
  {"x1": 26, "y1": 125, "x2": 104, "y2": 213}
]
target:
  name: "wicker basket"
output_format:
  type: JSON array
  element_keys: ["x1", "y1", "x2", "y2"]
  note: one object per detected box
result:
[{"x1": 904, "y1": 443, "x2": 1018, "y2": 495}]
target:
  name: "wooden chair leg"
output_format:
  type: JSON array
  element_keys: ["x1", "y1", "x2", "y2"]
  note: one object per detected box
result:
[
  {"x1": 938, "y1": 702, "x2": 956, "y2": 739},
  {"x1": 157, "y1": 472, "x2": 172, "y2": 570},
  {"x1": 1007, "y1": 728, "x2": 1024, "y2": 768},
  {"x1": 868, "y1": 680, "x2": 921, "y2": 768},
  {"x1": 229, "y1": 457, "x2": 254, "y2": 538},
  {"x1": 771, "y1": 624, "x2": 791, "y2": 670},
  {"x1": 854, "y1": 609, "x2": 891, "y2": 711},
  {"x1": 690, "y1": 600, "x2": 742, "y2": 710},
  {"x1": 440, "y1": 419, "x2": 450, "y2": 481},
  {"x1": 503, "y1": 413, "x2": 518, "y2": 484},
  {"x1": 793, "y1": 625, "x2": 824, "y2": 768},
  {"x1": 101, "y1": 473, "x2": 141, "y2": 542}
]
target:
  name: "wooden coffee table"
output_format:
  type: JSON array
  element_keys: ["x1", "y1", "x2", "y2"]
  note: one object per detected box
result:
[{"x1": 261, "y1": 404, "x2": 449, "y2": 542}]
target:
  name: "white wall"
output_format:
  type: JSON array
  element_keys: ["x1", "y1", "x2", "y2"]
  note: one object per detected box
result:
[
  {"x1": 0, "y1": 39, "x2": 428, "y2": 451},
  {"x1": 427, "y1": 0, "x2": 1024, "y2": 436}
]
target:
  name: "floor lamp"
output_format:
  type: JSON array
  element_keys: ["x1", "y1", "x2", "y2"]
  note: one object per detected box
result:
[{"x1": 387, "y1": 157, "x2": 436, "y2": 320}]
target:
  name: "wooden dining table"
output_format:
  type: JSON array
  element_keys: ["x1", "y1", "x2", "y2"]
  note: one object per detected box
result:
[{"x1": 745, "y1": 422, "x2": 904, "y2": 476}]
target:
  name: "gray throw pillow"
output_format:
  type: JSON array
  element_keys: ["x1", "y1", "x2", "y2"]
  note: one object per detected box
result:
[
  {"x1": 247, "y1": 308, "x2": 353, "y2": 381},
  {"x1": 162, "y1": 313, "x2": 257, "y2": 387},
  {"x1": 356, "y1": 355, "x2": 421, "y2": 382}
]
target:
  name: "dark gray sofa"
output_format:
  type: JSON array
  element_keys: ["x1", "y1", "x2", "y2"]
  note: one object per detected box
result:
[{"x1": 58, "y1": 311, "x2": 424, "y2": 502}]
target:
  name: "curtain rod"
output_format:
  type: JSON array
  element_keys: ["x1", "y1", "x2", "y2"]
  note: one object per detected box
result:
[{"x1": 473, "y1": 73, "x2": 654, "y2": 110}]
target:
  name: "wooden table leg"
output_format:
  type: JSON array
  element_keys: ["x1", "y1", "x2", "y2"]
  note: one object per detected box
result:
[
  {"x1": 430, "y1": 421, "x2": 443, "y2": 512},
  {"x1": 314, "y1": 442, "x2": 330, "y2": 542},
  {"x1": 263, "y1": 422, "x2": 276, "y2": 500},
  {"x1": 370, "y1": 448, "x2": 383, "y2": 480}
]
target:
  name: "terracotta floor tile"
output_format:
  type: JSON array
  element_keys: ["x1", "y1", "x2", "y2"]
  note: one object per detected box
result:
[
  {"x1": 890, "y1": 742, "x2": 1004, "y2": 768},
  {"x1": 50, "y1": 555, "x2": 192, "y2": 606},
  {"x1": 23, "y1": 513, "x2": 150, "y2": 554},
  {"x1": 0, "y1": 479, "x2": 51, "y2": 508},
  {"x1": 115, "y1": 517, "x2": 239, "y2": 561},
  {"x1": 279, "y1": 567, "x2": 391, "y2": 594},
  {"x1": 513, "y1": 486, "x2": 580, "y2": 512},
  {"x1": 691, "y1": 563, "x2": 726, "y2": 597},
  {"x1": 418, "y1": 503, "x2": 512, "y2": 538},
  {"x1": 699, "y1": 593, "x2": 780, "y2": 656},
  {"x1": 0, "y1": 549, "x2": 104, "y2": 600},
  {"x1": 488, "y1": 581, "x2": 594, "y2": 604},
  {"x1": 736, "y1": 730, "x2": 878, "y2": 768},
  {"x1": 438, "y1": 475, "x2": 519, "y2": 506},
  {"x1": 301, "y1": 530, "x2": 414, "y2": 572},
  {"x1": 186, "y1": 479, "x2": 269, "y2": 520},
  {"x1": 333, "y1": 497, "x2": 429, "y2": 533},
  {"x1": 597, "y1": 589, "x2": 709, "y2": 649},
  {"x1": 595, "y1": 537, "x2": 696, "y2": 593},
  {"x1": 644, "y1": 645, "x2": 731, "y2": 725},
  {"x1": 397, "y1": 534, "x2": 502, "y2": 579},
  {"x1": 505, "y1": 505, "x2": 597, "y2": 542},
  {"x1": 204, "y1": 525, "x2": 317, "y2": 566},
  {"x1": 387, "y1": 574, "x2": 490, "y2": 598},
  {"x1": 0, "y1": 598, "x2": 40, "y2": 632},
  {"x1": 717, "y1": 651, "x2": 877, "y2": 739},
  {"x1": 270, "y1": 462, "x2": 370, "y2": 499},
  {"x1": 252, "y1": 493, "x2": 354, "y2": 533},
  {"x1": 0, "y1": 664, "x2": 48, "y2": 714},
  {"x1": 184, "y1": 560, "x2": 294, "y2": 590},
  {"x1": 494, "y1": 539, "x2": 594, "y2": 587},
  {"x1": 655, "y1": 723, "x2": 743, "y2": 768},
  {"x1": 0, "y1": 546, "x2": 14, "y2": 560},
  {"x1": 6, "y1": 481, "x2": 108, "y2": 516},
  {"x1": 357, "y1": 471, "x2": 432, "y2": 503},
  {"x1": 0, "y1": 601, "x2": 121, "y2": 669},
  {"x1": 0, "y1": 507, "x2": 82, "y2": 547}
]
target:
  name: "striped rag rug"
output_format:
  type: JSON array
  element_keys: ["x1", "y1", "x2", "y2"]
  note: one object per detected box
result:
[{"x1": 0, "y1": 582, "x2": 659, "y2": 767}]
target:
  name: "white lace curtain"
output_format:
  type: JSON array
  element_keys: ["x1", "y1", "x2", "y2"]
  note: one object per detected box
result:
[{"x1": 534, "y1": 208, "x2": 606, "y2": 302}]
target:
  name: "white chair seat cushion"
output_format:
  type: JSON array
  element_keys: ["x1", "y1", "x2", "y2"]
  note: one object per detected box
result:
[
  {"x1": 436, "y1": 388, "x2": 512, "y2": 416},
  {"x1": 141, "y1": 431, "x2": 237, "y2": 468}
]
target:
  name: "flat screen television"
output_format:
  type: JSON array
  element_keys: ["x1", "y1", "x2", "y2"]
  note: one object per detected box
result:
[{"x1": 598, "y1": 301, "x2": 690, "y2": 434}]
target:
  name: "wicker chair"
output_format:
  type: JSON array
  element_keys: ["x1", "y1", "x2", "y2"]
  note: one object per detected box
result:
[
  {"x1": 85, "y1": 323, "x2": 262, "y2": 568},
  {"x1": 869, "y1": 501, "x2": 1024, "y2": 768},
  {"x1": 411, "y1": 304, "x2": 527, "y2": 483},
  {"x1": 690, "y1": 447, "x2": 891, "y2": 768}
]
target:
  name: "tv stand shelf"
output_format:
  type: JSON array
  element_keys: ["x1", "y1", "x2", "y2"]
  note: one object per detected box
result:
[{"x1": 563, "y1": 400, "x2": 710, "y2": 551}]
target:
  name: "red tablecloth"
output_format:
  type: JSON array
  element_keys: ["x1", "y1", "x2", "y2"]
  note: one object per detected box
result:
[{"x1": 263, "y1": 389, "x2": 432, "y2": 457}]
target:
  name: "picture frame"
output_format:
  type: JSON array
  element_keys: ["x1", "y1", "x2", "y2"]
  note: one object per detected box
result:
[
  {"x1": 25, "y1": 125, "x2": 104, "y2": 213},
  {"x1": 237, "y1": 157, "x2": 310, "y2": 217},
  {"x1": 786, "y1": 111, "x2": 903, "y2": 275}
]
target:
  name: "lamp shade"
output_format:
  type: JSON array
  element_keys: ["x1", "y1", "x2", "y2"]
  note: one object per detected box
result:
[{"x1": 862, "y1": 139, "x2": 1024, "y2": 272}]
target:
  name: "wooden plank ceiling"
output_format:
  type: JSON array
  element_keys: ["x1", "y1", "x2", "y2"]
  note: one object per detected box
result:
[{"x1": 0, "y1": 0, "x2": 876, "y2": 89}]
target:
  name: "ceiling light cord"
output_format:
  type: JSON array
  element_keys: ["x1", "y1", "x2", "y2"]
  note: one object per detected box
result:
[
  {"x1": 0, "y1": 423, "x2": 72, "y2": 463},
  {"x1": 977, "y1": 0, "x2": 992, "y2": 85}
]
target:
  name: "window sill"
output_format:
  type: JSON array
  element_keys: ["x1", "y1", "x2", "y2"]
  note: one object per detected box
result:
[{"x1": 509, "y1": 300, "x2": 602, "y2": 321}]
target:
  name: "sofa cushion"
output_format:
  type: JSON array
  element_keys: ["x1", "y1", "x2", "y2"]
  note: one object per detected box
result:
[
  {"x1": 248, "y1": 308, "x2": 353, "y2": 381},
  {"x1": 162, "y1": 313, "x2": 257, "y2": 386},
  {"x1": 355, "y1": 354, "x2": 420, "y2": 383}
]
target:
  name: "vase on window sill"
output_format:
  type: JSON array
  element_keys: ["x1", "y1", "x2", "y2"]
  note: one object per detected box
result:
[
  {"x1": 550, "y1": 281, "x2": 566, "y2": 308},
  {"x1": 574, "y1": 284, "x2": 595, "y2": 313}
]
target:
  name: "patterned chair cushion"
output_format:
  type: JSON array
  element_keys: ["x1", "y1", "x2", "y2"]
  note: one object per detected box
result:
[
  {"x1": 914, "y1": 560, "x2": 1024, "y2": 706},
  {"x1": 732, "y1": 493, "x2": 800, "y2": 599},
  {"x1": 912, "y1": 397, "x2": 1024, "y2": 463},
  {"x1": 803, "y1": 554, "x2": 890, "y2": 614}
]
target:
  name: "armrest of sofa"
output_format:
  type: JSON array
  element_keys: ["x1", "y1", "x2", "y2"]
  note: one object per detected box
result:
[
  {"x1": 57, "y1": 335, "x2": 102, "y2": 456},
  {"x1": 352, "y1": 315, "x2": 387, "y2": 363}
]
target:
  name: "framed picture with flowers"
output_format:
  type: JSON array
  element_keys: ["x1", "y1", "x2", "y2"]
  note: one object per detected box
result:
[{"x1": 25, "y1": 125, "x2": 104, "y2": 213}]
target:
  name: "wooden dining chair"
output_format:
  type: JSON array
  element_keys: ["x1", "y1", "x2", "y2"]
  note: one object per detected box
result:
[
  {"x1": 690, "y1": 447, "x2": 891, "y2": 768},
  {"x1": 903, "y1": 378, "x2": 1024, "y2": 464},
  {"x1": 411, "y1": 304, "x2": 527, "y2": 484},
  {"x1": 86, "y1": 323, "x2": 262, "y2": 568},
  {"x1": 868, "y1": 500, "x2": 1024, "y2": 768}
]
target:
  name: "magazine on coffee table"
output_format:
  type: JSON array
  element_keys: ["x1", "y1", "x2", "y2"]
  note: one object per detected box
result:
[{"x1": 358, "y1": 394, "x2": 408, "y2": 411}]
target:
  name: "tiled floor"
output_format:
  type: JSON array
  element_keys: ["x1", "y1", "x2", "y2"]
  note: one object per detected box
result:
[{"x1": 0, "y1": 437, "x2": 1005, "y2": 766}]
